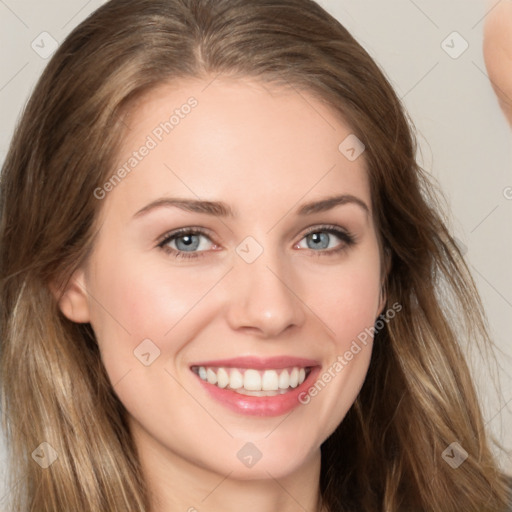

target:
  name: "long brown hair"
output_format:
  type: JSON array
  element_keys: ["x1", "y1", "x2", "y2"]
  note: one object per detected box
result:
[{"x1": 1, "y1": 0, "x2": 510, "y2": 510}]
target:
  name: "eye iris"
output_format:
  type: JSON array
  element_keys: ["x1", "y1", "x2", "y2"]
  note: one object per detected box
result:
[
  {"x1": 308, "y1": 232, "x2": 329, "y2": 250},
  {"x1": 176, "y1": 234, "x2": 200, "y2": 251}
]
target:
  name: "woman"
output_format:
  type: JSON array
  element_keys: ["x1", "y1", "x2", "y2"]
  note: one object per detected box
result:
[{"x1": 1, "y1": 0, "x2": 510, "y2": 510}]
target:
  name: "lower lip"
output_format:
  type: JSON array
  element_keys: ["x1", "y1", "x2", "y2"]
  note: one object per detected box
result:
[{"x1": 193, "y1": 366, "x2": 322, "y2": 417}]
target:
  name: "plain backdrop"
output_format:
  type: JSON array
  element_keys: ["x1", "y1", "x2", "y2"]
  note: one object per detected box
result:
[{"x1": 1, "y1": 0, "x2": 511, "y2": 505}]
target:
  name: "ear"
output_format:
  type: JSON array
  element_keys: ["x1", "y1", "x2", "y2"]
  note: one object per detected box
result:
[{"x1": 50, "y1": 269, "x2": 91, "y2": 323}]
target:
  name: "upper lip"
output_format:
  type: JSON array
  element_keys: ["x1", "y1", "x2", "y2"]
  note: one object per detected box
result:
[{"x1": 189, "y1": 356, "x2": 320, "y2": 370}]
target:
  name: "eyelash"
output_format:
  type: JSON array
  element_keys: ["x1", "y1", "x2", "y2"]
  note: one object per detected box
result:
[{"x1": 156, "y1": 225, "x2": 356, "y2": 260}]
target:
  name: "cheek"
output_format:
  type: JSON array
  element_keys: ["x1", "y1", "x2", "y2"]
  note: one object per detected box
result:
[
  {"x1": 299, "y1": 251, "x2": 381, "y2": 434},
  {"x1": 86, "y1": 251, "x2": 225, "y2": 383},
  {"x1": 88, "y1": 246, "x2": 207, "y2": 336},
  {"x1": 313, "y1": 249, "x2": 382, "y2": 342}
]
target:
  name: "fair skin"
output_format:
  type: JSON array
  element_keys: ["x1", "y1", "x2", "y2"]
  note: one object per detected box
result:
[
  {"x1": 483, "y1": 0, "x2": 512, "y2": 126},
  {"x1": 57, "y1": 76, "x2": 386, "y2": 512}
]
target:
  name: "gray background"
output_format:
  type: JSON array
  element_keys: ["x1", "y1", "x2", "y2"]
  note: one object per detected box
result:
[{"x1": 1, "y1": 0, "x2": 511, "y2": 505}]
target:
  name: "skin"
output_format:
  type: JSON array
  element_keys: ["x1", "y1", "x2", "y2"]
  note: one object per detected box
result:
[
  {"x1": 483, "y1": 0, "x2": 512, "y2": 126},
  {"x1": 57, "y1": 75, "x2": 387, "y2": 512}
]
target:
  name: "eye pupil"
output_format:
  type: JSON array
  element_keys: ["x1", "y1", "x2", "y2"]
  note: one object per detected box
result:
[
  {"x1": 308, "y1": 232, "x2": 329, "y2": 249},
  {"x1": 176, "y1": 234, "x2": 200, "y2": 251}
]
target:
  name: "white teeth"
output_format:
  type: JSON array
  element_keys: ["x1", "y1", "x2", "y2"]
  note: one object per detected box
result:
[
  {"x1": 229, "y1": 369, "x2": 243, "y2": 389},
  {"x1": 243, "y1": 369, "x2": 261, "y2": 391},
  {"x1": 261, "y1": 370, "x2": 279, "y2": 391},
  {"x1": 278, "y1": 369, "x2": 290, "y2": 389},
  {"x1": 194, "y1": 365, "x2": 309, "y2": 393},
  {"x1": 289, "y1": 367, "x2": 299, "y2": 388},
  {"x1": 232, "y1": 388, "x2": 290, "y2": 397},
  {"x1": 206, "y1": 368, "x2": 217, "y2": 385},
  {"x1": 216, "y1": 367, "x2": 229, "y2": 388}
]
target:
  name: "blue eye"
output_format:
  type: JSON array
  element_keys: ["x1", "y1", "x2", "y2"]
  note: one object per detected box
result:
[
  {"x1": 157, "y1": 225, "x2": 356, "y2": 260},
  {"x1": 297, "y1": 225, "x2": 356, "y2": 256},
  {"x1": 157, "y1": 228, "x2": 214, "y2": 259}
]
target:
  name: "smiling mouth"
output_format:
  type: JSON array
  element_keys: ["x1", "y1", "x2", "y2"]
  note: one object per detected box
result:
[{"x1": 190, "y1": 365, "x2": 313, "y2": 396}]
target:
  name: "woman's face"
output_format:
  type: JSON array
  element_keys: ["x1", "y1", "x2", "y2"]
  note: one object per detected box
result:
[{"x1": 60, "y1": 76, "x2": 386, "y2": 480}]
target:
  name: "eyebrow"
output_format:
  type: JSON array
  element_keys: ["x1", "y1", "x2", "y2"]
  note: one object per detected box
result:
[{"x1": 132, "y1": 194, "x2": 369, "y2": 219}]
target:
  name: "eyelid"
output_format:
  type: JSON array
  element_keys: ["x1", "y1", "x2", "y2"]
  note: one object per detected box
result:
[
  {"x1": 155, "y1": 226, "x2": 214, "y2": 247},
  {"x1": 300, "y1": 223, "x2": 354, "y2": 239}
]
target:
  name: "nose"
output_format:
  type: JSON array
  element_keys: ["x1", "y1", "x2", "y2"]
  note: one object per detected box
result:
[{"x1": 224, "y1": 247, "x2": 306, "y2": 339}]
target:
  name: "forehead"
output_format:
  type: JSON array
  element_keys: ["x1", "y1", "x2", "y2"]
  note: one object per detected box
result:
[{"x1": 103, "y1": 75, "x2": 371, "y2": 220}]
